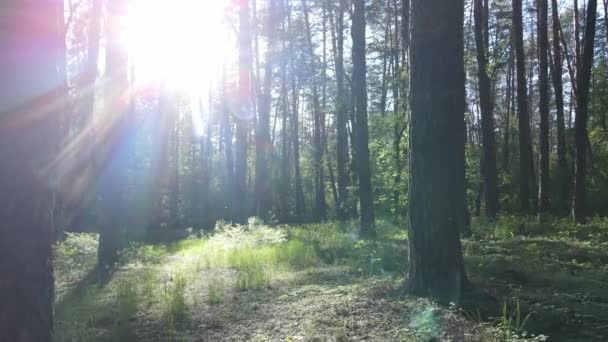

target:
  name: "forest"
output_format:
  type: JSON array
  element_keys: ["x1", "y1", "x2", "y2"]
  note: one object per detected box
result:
[{"x1": 1, "y1": 0, "x2": 608, "y2": 341}]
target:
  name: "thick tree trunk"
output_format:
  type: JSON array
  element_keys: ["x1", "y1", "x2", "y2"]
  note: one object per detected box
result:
[
  {"x1": 513, "y1": 0, "x2": 534, "y2": 213},
  {"x1": 0, "y1": 2, "x2": 63, "y2": 339},
  {"x1": 407, "y1": 0, "x2": 468, "y2": 304},
  {"x1": 352, "y1": 0, "x2": 375, "y2": 236},
  {"x1": 538, "y1": 0, "x2": 551, "y2": 215},
  {"x1": 551, "y1": 0, "x2": 569, "y2": 213},
  {"x1": 474, "y1": 0, "x2": 499, "y2": 218},
  {"x1": 572, "y1": 0, "x2": 598, "y2": 223}
]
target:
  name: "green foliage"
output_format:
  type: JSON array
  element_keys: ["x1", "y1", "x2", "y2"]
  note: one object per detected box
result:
[
  {"x1": 120, "y1": 242, "x2": 168, "y2": 265},
  {"x1": 54, "y1": 233, "x2": 98, "y2": 282}
]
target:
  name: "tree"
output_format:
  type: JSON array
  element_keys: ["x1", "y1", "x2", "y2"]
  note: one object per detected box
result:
[
  {"x1": 0, "y1": 1, "x2": 64, "y2": 339},
  {"x1": 572, "y1": 0, "x2": 598, "y2": 223},
  {"x1": 236, "y1": 0, "x2": 252, "y2": 224},
  {"x1": 352, "y1": 0, "x2": 375, "y2": 236},
  {"x1": 538, "y1": 0, "x2": 550, "y2": 215},
  {"x1": 513, "y1": 0, "x2": 534, "y2": 213},
  {"x1": 98, "y1": 0, "x2": 132, "y2": 269},
  {"x1": 302, "y1": 0, "x2": 327, "y2": 221},
  {"x1": 255, "y1": 0, "x2": 277, "y2": 221},
  {"x1": 474, "y1": 0, "x2": 500, "y2": 218},
  {"x1": 330, "y1": 1, "x2": 350, "y2": 220},
  {"x1": 407, "y1": 0, "x2": 468, "y2": 303},
  {"x1": 551, "y1": 0, "x2": 569, "y2": 213}
]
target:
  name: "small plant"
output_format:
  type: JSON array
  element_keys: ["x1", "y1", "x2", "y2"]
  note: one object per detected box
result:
[
  {"x1": 236, "y1": 263, "x2": 271, "y2": 291},
  {"x1": 113, "y1": 278, "x2": 139, "y2": 340},
  {"x1": 163, "y1": 273, "x2": 189, "y2": 326},
  {"x1": 498, "y1": 299, "x2": 533, "y2": 339},
  {"x1": 140, "y1": 269, "x2": 159, "y2": 307},
  {"x1": 207, "y1": 279, "x2": 224, "y2": 305}
]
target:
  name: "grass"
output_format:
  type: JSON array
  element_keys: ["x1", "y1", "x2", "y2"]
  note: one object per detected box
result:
[{"x1": 53, "y1": 217, "x2": 608, "y2": 341}]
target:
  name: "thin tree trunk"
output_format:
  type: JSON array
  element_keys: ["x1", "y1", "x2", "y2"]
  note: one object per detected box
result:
[
  {"x1": 236, "y1": 0, "x2": 252, "y2": 224},
  {"x1": 538, "y1": 0, "x2": 551, "y2": 215},
  {"x1": 254, "y1": 0, "x2": 277, "y2": 221},
  {"x1": 98, "y1": 0, "x2": 131, "y2": 270},
  {"x1": 474, "y1": 0, "x2": 499, "y2": 218},
  {"x1": 352, "y1": 0, "x2": 375, "y2": 236},
  {"x1": 514, "y1": 0, "x2": 534, "y2": 213},
  {"x1": 573, "y1": 0, "x2": 598, "y2": 223},
  {"x1": 408, "y1": 0, "x2": 468, "y2": 304},
  {"x1": 302, "y1": 0, "x2": 326, "y2": 221},
  {"x1": 330, "y1": 1, "x2": 350, "y2": 220},
  {"x1": 551, "y1": 0, "x2": 570, "y2": 213}
]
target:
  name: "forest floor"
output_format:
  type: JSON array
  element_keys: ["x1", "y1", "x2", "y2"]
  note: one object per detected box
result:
[{"x1": 53, "y1": 218, "x2": 608, "y2": 342}]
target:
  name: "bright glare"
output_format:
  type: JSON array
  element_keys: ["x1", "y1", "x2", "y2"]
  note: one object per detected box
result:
[{"x1": 124, "y1": 0, "x2": 233, "y2": 94}]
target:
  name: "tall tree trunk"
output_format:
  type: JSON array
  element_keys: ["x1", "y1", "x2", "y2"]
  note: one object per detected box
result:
[
  {"x1": 255, "y1": 0, "x2": 277, "y2": 221},
  {"x1": 474, "y1": 0, "x2": 499, "y2": 218},
  {"x1": 402, "y1": 0, "x2": 410, "y2": 62},
  {"x1": 302, "y1": 0, "x2": 326, "y2": 221},
  {"x1": 98, "y1": 0, "x2": 131, "y2": 270},
  {"x1": 574, "y1": 0, "x2": 582, "y2": 69},
  {"x1": 604, "y1": 0, "x2": 608, "y2": 57},
  {"x1": 503, "y1": 37, "x2": 515, "y2": 171},
  {"x1": 352, "y1": 0, "x2": 375, "y2": 236},
  {"x1": 236, "y1": 0, "x2": 252, "y2": 224},
  {"x1": 408, "y1": 0, "x2": 468, "y2": 304},
  {"x1": 221, "y1": 73, "x2": 235, "y2": 221},
  {"x1": 169, "y1": 110, "x2": 180, "y2": 226},
  {"x1": 551, "y1": 0, "x2": 569, "y2": 213},
  {"x1": 538, "y1": 0, "x2": 551, "y2": 215},
  {"x1": 572, "y1": 0, "x2": 598, "y2": 223},
  {"x1": 0, "y1": 1, "x2": 63, "y2": 339},
  {"x1": 513, "y1": 0, "x2": 534, "y2": 213},
  {"x1": 292, "y1": 77, "x2": 306, "y2": 219},
  {"x1": 380, "y1": 20, "x2": 390, "y2": 117},
  {"x1": 331, "y1": 1, "x2": 349, "y2": 220}
]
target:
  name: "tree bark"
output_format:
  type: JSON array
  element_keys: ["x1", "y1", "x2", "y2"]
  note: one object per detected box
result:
[
  {"x1": 407, "y1": 0, "x2": 468, "y2": 304},
  {"x1": 352, "y1": 0, "x2": 375, "y2": 236},
  {"x1": 513, "y1": 0, "x2": 534, "y2": 213},
  {"x1": 474, "y1": 0, "x2": 499, "y2": 218},
  {"x1": 538, "y1": 0, "x2": 551, "y2": 215},
  {"x1": 0, "y1": 1, "x2": 63, "y2": 339},
  {"x1": 572, "y1": 0, "x2": 598, "y2": 223}
]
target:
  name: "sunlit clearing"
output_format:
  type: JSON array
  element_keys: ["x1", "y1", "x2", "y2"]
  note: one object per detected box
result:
[{"x1": 124, "y1": 0, "x2": 232, "y2": 94}]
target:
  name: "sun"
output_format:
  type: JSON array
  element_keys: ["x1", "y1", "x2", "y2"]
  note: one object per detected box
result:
[{"x1": 124, "y1": 0, "x2": 233, "y2": 94}]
